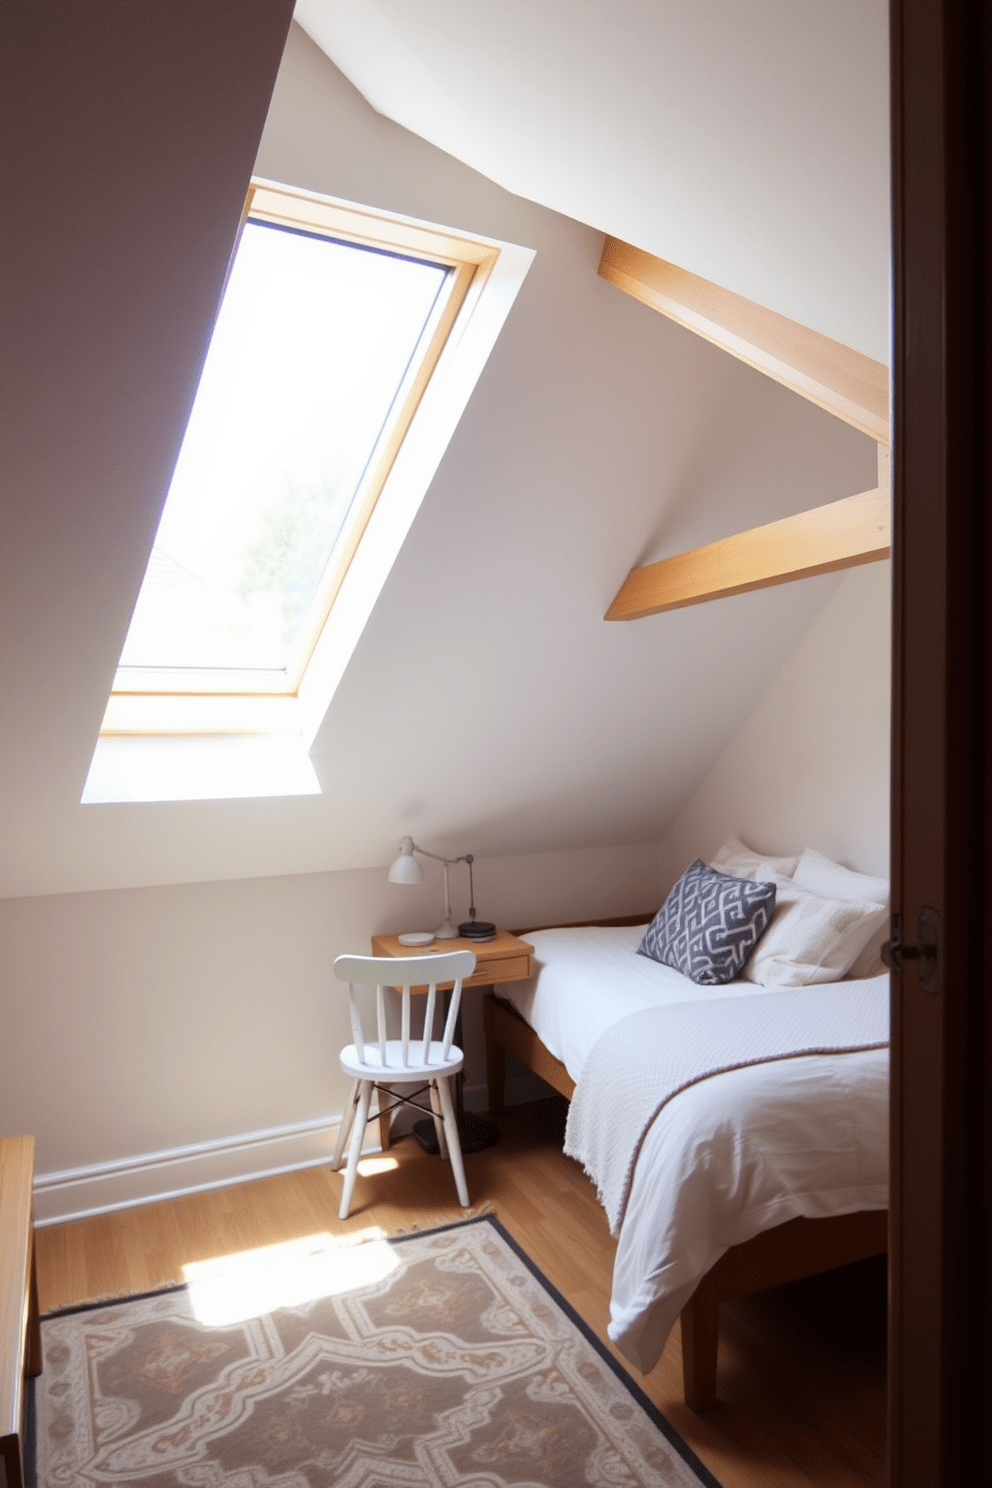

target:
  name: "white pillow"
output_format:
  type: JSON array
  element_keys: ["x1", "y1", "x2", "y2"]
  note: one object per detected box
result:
[
  {"x1": 846, "y1": 930, "x2": 888, "y2": 980},
  {"x1": 709, "y1": 835, "x2": 799, "y2": 881},
  {"x1": 743, "y1": 867, "x2": 889, "y2": 987},
  {"x1": 793, "y1": 848, "x2": 890, "y2": 979},
  {"x1": 792, "y1": 847, "x2": 889, "y2": 905}
]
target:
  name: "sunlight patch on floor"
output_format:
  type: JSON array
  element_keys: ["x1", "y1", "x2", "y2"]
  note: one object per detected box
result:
[
  {"x1": 183, "y1": 1228, "x2": 399, "y2": 1325},
  {"x1": 355, "y1": 1155, "x2": 399, "y2": 1178}
]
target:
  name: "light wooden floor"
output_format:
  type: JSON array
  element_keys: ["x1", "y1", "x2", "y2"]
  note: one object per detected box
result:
[{"x1": 34, "y1": 1099, "x2": 886, "y2": 1488}]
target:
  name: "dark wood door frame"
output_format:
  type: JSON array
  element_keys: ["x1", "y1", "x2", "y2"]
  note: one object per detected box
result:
[{"x1": 889, "y1": 0, "x2": 991, "y2": 1479}]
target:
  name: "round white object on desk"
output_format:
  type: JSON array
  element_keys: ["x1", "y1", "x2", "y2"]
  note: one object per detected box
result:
[{"x1": 397, "y1": 931, "x2": 434, "y2": 946}]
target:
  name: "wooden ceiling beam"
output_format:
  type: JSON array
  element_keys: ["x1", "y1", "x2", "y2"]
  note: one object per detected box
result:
[
  {"x1": 599, "y1": 243, "x2": 892, "y2": 617},
  {"x1": 606, "y1": 447, "x2": 890, "y2": 621},
  {"x1": 599, "y1": 238, "x2": 890, "y2": 445}
]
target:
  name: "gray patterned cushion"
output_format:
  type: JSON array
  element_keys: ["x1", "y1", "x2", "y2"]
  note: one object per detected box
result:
[{"x1": 638, "y1": 859, "x2": 776, "y2": 984}]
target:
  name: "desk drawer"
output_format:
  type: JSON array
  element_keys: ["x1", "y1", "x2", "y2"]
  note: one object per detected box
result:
[
  {"x1": 466, "y1": 954, "x2": 532, "y2": 988},
  {"x1": 406, "y1": 953, "x2": 533, "y2": 994}
]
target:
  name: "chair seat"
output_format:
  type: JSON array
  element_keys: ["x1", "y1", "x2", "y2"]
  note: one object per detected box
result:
[{"x1": 339, "y1": 1041, "x2": 465, "y2": 1081}]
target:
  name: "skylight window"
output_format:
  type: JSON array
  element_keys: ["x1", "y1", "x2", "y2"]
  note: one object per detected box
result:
[
  {"x1": 86, "y1": 180, "x2": 533, "y2": 801},
  {"x1": 117, "y1": 210, "x2": 450, "y2": 690}
]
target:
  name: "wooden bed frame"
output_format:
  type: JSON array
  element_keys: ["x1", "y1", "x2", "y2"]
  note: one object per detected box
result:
[{"x1": 483, "y1": 919, "x2": 888, "y2": 1412}]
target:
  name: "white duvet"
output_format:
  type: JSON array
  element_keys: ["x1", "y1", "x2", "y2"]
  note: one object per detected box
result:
[{"x1": 500, "y1": 924, "x2": 889, "y2": 1373}]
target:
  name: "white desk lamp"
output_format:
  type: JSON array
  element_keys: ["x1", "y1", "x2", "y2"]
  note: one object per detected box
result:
[
  {"x1": 386, "y1": 835, "x2": 499, "y2": 1155},
  {"x1": 387, "y1": 836, "x2": 495, "y2": 941}
]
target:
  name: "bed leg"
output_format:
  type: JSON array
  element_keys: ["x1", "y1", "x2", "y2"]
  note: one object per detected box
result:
[{"x1": 680, "y1": 1290, "x2": 720, "y2": 1412}]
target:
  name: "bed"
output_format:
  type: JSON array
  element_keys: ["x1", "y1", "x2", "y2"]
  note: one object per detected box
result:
[{"x1": 484, "y1": 898, "x2": 889, "y2": 1412}]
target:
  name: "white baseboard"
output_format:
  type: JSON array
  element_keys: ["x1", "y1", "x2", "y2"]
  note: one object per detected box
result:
[
  {"x1": 33, "y1": 1114, "x2": 358, "y2": 1226},
  {"x1": 34, "y1": 1076, "x2": 560, "y2": 1226}
]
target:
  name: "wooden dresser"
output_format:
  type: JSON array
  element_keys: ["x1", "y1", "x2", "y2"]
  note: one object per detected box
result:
[{"x1": 1, "y1": 1135, "x2": 42, "y2": 1488}]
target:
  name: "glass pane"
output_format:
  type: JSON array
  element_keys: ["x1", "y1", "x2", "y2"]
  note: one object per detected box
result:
[{"x1": 118, "y1": 220, "x2": 449, "y2": 674}]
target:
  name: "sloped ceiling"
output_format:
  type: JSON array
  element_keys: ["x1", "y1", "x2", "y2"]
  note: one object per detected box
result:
[
  {"x1": 295, "y1": 0, "x2": 890, "y2": 363},
  {"x1": 0, "y1": 6, "x2": 884, "y2": 899}
]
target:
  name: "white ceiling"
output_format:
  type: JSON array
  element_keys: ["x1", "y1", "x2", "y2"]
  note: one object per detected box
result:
[
  {"x1": 0, "y1": 6, "x2": 886, "y2": 899},
  {"x1": 295, "y1": 0, "x2": 891, "y2": 363}
]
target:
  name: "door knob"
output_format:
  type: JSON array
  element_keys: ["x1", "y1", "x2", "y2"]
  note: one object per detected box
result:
[{"x1": 882, "y1": 908, "x2": 941, "y2": 994}]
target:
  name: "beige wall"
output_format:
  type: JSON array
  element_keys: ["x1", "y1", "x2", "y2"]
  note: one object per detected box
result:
[
  {"x1": 6, "y1": 558, "x2": 889, "y2": 1222},
  {"x1": 658, "y1": 562, "x2": 891, "y2": 888},
  {"x1": 0, "y1": 15, "x2": 889, "y2": 1228},
  {"x1": 2, "y1": 843, "x2": 658, "y2": 1219},
  {"x1": 0, "y1": 20, "x2": 873, "y2": 900}
]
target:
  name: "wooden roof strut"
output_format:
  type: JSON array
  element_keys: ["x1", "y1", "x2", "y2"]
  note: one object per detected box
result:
[{"x1": 599, "y1": 238, "x2": 891, "y2": 620}]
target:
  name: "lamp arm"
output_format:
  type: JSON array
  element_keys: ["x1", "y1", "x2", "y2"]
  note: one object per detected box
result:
[
  {"x1": 405, "y1": 841, "x2": 477, "y2": 926},
  {"x1": 408, "y1": 841, "x2": 473, "y2": 871}
]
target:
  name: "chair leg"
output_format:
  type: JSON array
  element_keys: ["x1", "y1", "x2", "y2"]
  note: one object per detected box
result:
[
  {"x1": 339, "y1": 1081, "x2": 373, "y2": 1220},
  {"x1": 378, "y1": 1082, "x2": 392, "y2": 1152},
  {"x1": 331, "y1": 1079, "x2": 360, "y2": 1171},
  {"x1": 429, "y1": 1080, "x2": 448, "y2": 1159},
  {"x1": 435, "y1": 1075, "x2": 469, "y2": 1208}
]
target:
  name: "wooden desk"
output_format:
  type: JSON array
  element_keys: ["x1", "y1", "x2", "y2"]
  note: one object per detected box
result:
[
  {"x1": 1, "y1": 1136, "x2": 42, "y2": 1488},
  {"x1": 370, "y1": 928, "x2": 533, "y2": 990},
  {"x1": 369, "y1": 929, "x2": 533, "y2": 1147}
]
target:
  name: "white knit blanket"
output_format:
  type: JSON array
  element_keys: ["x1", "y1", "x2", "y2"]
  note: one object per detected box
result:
[{"x1": 563, "y1": 979, "x2": 889, "y2": 1236}]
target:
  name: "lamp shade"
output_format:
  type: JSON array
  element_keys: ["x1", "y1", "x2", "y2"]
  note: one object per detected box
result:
[{"x1": 388, "y1": 836, "x2": 424, "y2": 885}]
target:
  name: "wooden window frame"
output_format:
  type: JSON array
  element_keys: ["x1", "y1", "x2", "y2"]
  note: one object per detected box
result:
[{"x1": 103, "y1": 180, "x2": 503, "y2": 731}]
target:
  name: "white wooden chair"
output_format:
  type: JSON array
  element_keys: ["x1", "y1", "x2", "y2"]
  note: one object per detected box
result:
[{"x1": 331, "y1": 949, "x2": 477, "y2": 1219}]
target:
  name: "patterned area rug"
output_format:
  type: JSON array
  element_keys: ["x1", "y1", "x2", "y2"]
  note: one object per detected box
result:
[{"x1": 33, "y1": 1215, "x2": 719, "y2": 1487}]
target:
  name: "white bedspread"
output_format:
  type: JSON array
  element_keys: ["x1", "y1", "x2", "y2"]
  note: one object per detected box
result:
[
  {"x1": 564, "y1": 979, "x2": 888, "y2": 1235},
  {"x1": 501, "y1": 925, "x2": 889, "y2": 1373}
]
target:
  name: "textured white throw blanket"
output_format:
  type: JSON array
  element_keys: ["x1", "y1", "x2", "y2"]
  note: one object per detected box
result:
[{"x1": 564, "y1": 979, "x2": 889, "y2": 1236}]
